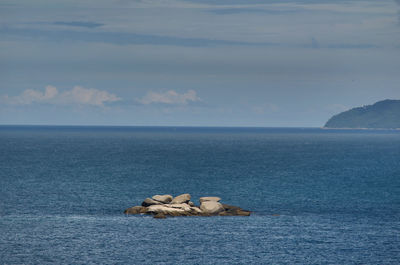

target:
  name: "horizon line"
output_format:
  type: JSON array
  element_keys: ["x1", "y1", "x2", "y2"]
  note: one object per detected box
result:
[{"x1": 0, "y1": 124, "x2": 321, "y2": 129}]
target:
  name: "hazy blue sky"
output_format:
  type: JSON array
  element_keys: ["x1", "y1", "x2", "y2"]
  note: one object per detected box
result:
[{"x1": 1, "y1": 0, "x2": 399, "y2": 126}]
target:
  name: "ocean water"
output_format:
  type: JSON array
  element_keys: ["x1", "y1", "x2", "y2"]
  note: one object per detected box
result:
[{"x1": 0, "y1": 126, "x2": 399, "y2": 264}]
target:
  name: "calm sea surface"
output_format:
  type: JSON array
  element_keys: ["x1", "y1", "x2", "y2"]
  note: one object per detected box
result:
[{"x1": 0, "y1": 126, "x2": 399, "y2": 264}]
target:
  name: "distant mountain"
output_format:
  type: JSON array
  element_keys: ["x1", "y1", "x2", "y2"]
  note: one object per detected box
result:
[{"x1": 324, "y1": 99, "x2": 400, "y2": 129}]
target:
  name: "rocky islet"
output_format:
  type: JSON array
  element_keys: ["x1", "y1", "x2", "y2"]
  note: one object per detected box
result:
[{"x1": 124, "y1": 193, "x2": 251, "y2": 218}]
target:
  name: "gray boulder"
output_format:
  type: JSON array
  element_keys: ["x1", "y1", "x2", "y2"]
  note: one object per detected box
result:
[
  {"x1": 146, "y1": 205, "x2": 186, "y2": 216},
  {"x1": 171, "y1": 193, "x2": 191, "y2": 204},
  {"x1": 168, "y1": 203, "x2": 192, "y2": 212},
  {"x1": 152, "y1": 194, "x2": 173, "y2": 204},
  {"x1": 200, "y1": 201, "x2": 224, "y2": 214},
  {"x1": 190, "y1": 207, "x2": 203, "y2": 214},
  {"x1": 199, "y1": 196, "x2": 221, "y2": 203},
  {"x1": 141, "y1": 198, "x2": 163, "y2": 207}
]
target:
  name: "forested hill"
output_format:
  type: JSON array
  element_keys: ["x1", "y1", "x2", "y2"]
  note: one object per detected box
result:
[{"x1": 324, "y1": 99, "x2": 400, "y2": 129}]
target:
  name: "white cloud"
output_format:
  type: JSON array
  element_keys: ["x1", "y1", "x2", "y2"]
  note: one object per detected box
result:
[
  {"x1": 6, "y1": 85, "x2": 59, "y2": 105},
  {"x1": 139, "y1": 89, "x2": 201, "y2": 105},
  {"x1": 60, "y1": 86, "x2": 121, "y2": 106},
  {"x1": 2, "y1": 85, "x2": 121, "y2": 107}
]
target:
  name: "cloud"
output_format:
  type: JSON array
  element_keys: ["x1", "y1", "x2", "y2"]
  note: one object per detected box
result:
[
  {"x1": 52, "y1": 21, "x2": 104, "y2": 28},
  {"x1": 138, "y1": 90, "x2": 201, "y2": 105},
  {"x1": 0, "y1": 27, "x2": 271, "y2": 47},
  {"x1": 207, "y1": 7, "x2": 298, "y2": 15},
  {"x1": 61, "y1": 86, "x2": 121, "y2": 106},
  {"x1": 2, "y1": 85, "x2": 121, "y2": 107},
  {"x1": 1, "y1": 85, "x2": 59, "y2": 105}
]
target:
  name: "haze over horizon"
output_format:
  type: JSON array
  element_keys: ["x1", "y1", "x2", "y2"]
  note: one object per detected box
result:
[{"x1": 1, "y1": 0, "x2": 400, "y2": 127}]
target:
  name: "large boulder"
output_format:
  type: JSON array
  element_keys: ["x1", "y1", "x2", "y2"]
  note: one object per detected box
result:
[
  {"x1": 146, "y1": 205, "x2": 186, "y2": 216},
  {"x1": 124, "y1": 206, "x2": 146, "y2": 214},
  {"x1": 168, "y1": 203, "x2": 191, "y2": 212},
  {"x1": 200, "y1": 201, "x2": 224, "y2": 215},
  {"x1": 152, "y1": 194, "x2": 173, "y2": 204},
  {"x1": 199, "y1": 196, "x2": 221, "y2": 203},
  {"x1": 171, "y1": 193, "x2": 191, "y2": 204},
  {"x1": 190, "y1": 207, "x2": 203, "y2": 215},
  {"x1": 141, "y1": 198, "x2": 163, "y2": 207},
  {"x1": 145, "y1": 205, "x2": 167, "y2": 214}
]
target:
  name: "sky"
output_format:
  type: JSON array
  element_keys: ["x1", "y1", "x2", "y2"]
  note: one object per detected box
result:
[{"x1": 0, "y1": 0, "x2": 399, "y2": 127}]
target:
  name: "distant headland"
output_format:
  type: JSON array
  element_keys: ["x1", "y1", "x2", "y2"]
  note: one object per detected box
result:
[{"x1": 324, "y1": 99, "x2": 400, "y2": 129}]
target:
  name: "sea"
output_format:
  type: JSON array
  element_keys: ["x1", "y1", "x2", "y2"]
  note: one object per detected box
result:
[{"x1": 0, "y1": 126, "x2": 399, "y2": 264}]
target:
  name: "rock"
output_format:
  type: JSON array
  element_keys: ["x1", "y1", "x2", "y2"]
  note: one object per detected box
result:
[
  {"x1": 124, "y1": 206, "x2": 145, "y2": 215},
  {"x1": 140, "y1": 207, "x2": 148, "y2": 213},
  {"x1": 200, "y1": 201, "x2": 224, "y2": 215},
  {"x1": 168, "y1": 203, "x2": 191, "y2": 212},
  {"x1": 145, "y1": 205, "x2": 168, "y2": 214},
  {"x1": 236, "y1": 210, "x2": 251, "y2": 216},
  {"x1": 152, "y1": 194, "x2": 173, "y2": 204},
  {"x1": 222, "y1": 204, "x2": 242, "y2": 211},
  {"x1": 218, "y1": 211, "x2": 233, "y2": 216},
  {"x1": 154, "y1": 213, "x2": 166, "y2": 219},
  {"x1": 168, "y1": 211, "x2": 185, "y2": 217},
  {"x1": 190, "y1": 207, "x2": 203, "y2": 214},
  {"x1": 199, "y1": 196, "x2": 221, "y2": 203},
  {"x1": 124, "y1": 194, "x2": 250, "y2": 218},
  {"x1": 144, "y1": 203, "x2": 204, "y2": 217},
  {"x1": 221, "y1": 204, "x2": 251, "y2": 216},
  {"x1": 171, "y1": 193, "x2": 191, "y2": 204},
  {"x1": 219, "y1": 209, "x2": 250, "y2": 216},
  {"x1": 146, "y1": 205, "x2": 186, "y2": 216},
  {"x1": 141, "y1": 198, "x2": 163, "y2": 207}
]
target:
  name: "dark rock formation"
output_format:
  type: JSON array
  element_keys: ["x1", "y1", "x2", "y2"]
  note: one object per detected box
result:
[
  {"x1": 153, "y1": 213, "x2": 166, "y2": 219},
  {"x1": 124, "y1": 206, "x2": 146, "y2": 214}
]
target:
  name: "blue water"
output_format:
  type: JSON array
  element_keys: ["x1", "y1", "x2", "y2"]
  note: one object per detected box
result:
[{"x1": 0, "y1": 126, "x2": 399, "y2": 264}]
